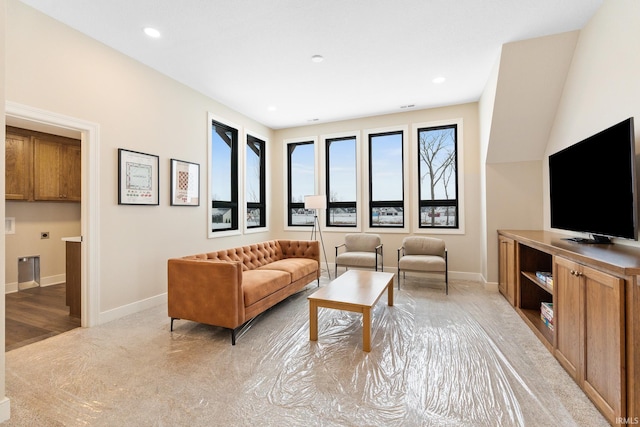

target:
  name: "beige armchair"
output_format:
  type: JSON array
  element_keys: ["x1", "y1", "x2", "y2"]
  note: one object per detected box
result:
[
  {"x1": 397, "y1": 236, "x2": 448, "y2": 294},
  {"x1": 335, "y1": 233, "x2": 383, "y2": 277}
]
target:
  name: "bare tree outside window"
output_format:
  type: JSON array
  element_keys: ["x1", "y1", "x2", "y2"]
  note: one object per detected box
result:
[{"x1": 418, "y1": 125, "x2": 458, "y2": 228}]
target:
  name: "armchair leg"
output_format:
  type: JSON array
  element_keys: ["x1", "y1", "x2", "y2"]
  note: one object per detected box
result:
[
  {"x1": 397, "y1": 269, "x2": 401, "y2": 289},
  {"x1": 445, "y1": 270, "x2": 449, "y2": 295}
]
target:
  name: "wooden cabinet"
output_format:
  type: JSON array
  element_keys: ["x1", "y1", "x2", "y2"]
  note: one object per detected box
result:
[
  {"x1": 498, "y1": 235, "x2": 517, "y2": 306},
  {"x1": 34, "y1": 137, "x2": 81, "y2": 201},
  {"x1": 5, "y1": 127, "x2": 80, "y2": 202},
  {"x1": 65, "y1": 240, "x2": 81, "y2": 318},
  {"x1": 498, "y1": 230, "x2": 640, "y2": 426},
  {"x1": 555, "y1": 256, "x2": 625, "y2": 423},
  {"x1": 5, "y1": 132, "x2": 32, "y2": 200}
]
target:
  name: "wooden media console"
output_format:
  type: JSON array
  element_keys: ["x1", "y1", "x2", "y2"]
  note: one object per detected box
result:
[{"x1": 498, "y1": 230, "x2": 640, "y2": 426}]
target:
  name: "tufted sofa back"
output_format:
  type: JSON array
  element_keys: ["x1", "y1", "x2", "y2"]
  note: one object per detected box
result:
[
  {"x1": 181, "y1": 241, "x2": 319, "y2": 273},
  {"x1": 184, "y1": 240, "x2": 283, "y2": 271}
]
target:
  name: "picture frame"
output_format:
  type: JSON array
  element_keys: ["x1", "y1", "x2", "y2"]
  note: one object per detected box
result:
[
  {"x1": 118, "y1": 148, "x2": 160, "y2": 205},
  {"x1": 170, "y1": 158, "x2": 200, "y2": 206}
]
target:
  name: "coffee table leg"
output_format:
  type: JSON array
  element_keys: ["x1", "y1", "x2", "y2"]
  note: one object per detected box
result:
[
  {"x1": 309, "y1": 301, "x2": 318, "y2": 342},
  {"x1": 388, "y1": 280, "x2": 394, "y2": 306},
  {"x1": 363, "y1": 308, "x2": 371, "y2": 352}
]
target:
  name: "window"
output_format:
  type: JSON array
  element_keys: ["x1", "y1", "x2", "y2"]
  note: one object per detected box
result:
[
  {"x1": 369, "y1": 131, "x2": 404, "y2": 228},
  {"x1": 246, "y1": 134, "x2": 266, "y2": 229},
  {"x1": 417, "y1": 124, "x2": 458, "y2": 228},
  {"x1": 326, "y1": 136, "x2": 357, "y2": 227},
  {"x1": 210, "y1": 119, "x2": 238, "y2": 233},
  {"x1": 287, "y1": 140, "x2": 315, "y2": 226}
]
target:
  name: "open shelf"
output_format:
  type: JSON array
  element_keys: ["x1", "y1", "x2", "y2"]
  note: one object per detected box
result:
[
  {"x1": 521, "y1": 271, "x2": 553, "y2": 294},
  {"x1": 516, "y1": 244, "x2": 554, "y2": 347}
]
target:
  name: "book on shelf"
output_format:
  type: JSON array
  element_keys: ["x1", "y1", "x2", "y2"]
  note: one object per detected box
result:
[
  {"x1": 541, "y1": 315, "x2": 554, "y2": 331},
  {"x1": 541, "y1": 302, "x2": 554, "y2": 326},
  {"x1": 536, "y1": 271, "x2": 553, "y2": 288}
]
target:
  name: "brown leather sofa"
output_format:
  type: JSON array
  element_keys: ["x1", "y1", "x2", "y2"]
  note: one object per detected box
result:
[{"x1": 168, "y1": 239, "x2": 320, "y2": 344}]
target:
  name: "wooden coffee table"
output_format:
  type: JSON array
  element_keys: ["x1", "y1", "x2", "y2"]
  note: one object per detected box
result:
[{"x1": 308, "y1": 270, "x2": 394, "y2": 352}]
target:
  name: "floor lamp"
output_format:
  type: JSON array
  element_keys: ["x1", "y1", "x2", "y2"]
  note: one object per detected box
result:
[{"x1": 304, "y1": 195, "x2": 331, "y2": 280}]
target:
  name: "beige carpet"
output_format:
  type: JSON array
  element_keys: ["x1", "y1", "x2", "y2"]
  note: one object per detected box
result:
[{"x1": 4, "y1": 276, "x2": 608, "y2": 426}]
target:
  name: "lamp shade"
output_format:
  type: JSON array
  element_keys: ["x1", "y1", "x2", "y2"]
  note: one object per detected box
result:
[{"x1": 304, "y1": 195, "x2": 326, "y2": 210}]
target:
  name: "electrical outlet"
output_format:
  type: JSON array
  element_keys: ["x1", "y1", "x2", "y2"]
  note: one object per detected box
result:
[{"x1": 41, "y1": 232, "x2": 49, "y2": 239}]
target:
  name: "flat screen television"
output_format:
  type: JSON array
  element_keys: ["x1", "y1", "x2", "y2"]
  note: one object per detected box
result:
[{"x1": 549, "y1": 117, "x2": 637, "y2": 244}]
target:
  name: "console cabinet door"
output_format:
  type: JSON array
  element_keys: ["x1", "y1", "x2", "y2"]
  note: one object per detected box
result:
[
  {"x1": 582, "y1": 265, "x2": 625, "y2": 423},
  {"x1": 554, "y1": 256, "x2": 625, "y2": 424},
  {"x1": 498, "y1": 236, "x2": 516, "y2": 305},
  {"x1": 554, "y1": 256, "x2": 583, "y2": 381},
  {"x1": 5, "y1": 132, "x2": 32, "y2": 200}
]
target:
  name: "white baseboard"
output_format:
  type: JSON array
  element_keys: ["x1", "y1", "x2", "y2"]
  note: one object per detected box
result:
[
  {"x1": 0, "y1": 397, "x2": 10, "y2": 423},
  {"x1": 99, "y1": 292, "x2": 167, "y2": 325},
  {"x1": 41, "y1": 274, "x2": 65, "y2": 287},
  {"x1": 5, "y1": 274, "x2": 66, "y2": 294}
]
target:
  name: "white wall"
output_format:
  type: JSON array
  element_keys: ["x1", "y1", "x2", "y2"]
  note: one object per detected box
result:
[
  {"x1": 273, "y1": 103, "x2": 483, "y2": 278},
  {"x1": 543, "y1": 0, "x2": 640, "y2": 244},
  {"x1": 5, "y1": 202, "x2": 80, "y2": 291},
  {"x1": 5, "y1": 0, "x2": 274, "y2": 316}
]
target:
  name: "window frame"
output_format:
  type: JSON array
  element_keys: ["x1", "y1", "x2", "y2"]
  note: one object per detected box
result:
[
  {"x1": 283, "y1": 136, "x2": 319, "y2": 230},
  {"x1": 363, "y1": 126, "x2": 409, "y2": 233},
  {"x1": 207, "y1": 113, "x2": 241, "y2": 238},
  {"x1": 411, "y1": 118, "x2": 465, "y2": 235},
  {"x1": 244, "y1": 130, "x2": 268, "y2": 233},
  {"x1": 322, "y1": 131, "x2": 361, "y2": 231}
]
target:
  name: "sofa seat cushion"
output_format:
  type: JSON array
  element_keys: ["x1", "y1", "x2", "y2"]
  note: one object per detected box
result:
[
  {"x1": 243, "y1": 269, "x2": 291, "y2": 307},
  {"x1": 257, "y1": 258, "x2": 318, "y2": 282}
]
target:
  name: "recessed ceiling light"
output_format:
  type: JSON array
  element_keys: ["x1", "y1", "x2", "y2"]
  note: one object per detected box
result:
[
  {"x1": 311, "y1": 55, "x2": 324, "y2": 63},
  {"x1": 432, "y1": 76, "x2": 446, "y2": 84},
  {"x1": 267, "y1": 105, "x2": 277, "y2": 112},
  {"x1": 143, "y1": 27, "x2": 161, "y2": 38}
]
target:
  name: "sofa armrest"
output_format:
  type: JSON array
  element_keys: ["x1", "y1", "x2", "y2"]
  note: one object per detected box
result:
[{"x1": 168, "y1": 258, "x2": 244, "y2": 329}]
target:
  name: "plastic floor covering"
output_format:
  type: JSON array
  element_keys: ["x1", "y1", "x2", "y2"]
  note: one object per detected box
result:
[{"x1": 4, "y1": 276, "x2": 609, "y2": 426}]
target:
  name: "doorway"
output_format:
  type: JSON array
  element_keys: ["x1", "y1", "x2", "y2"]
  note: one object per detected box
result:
[{"x1": 5, "y1": 101, "x2": 100, "y2": 330}]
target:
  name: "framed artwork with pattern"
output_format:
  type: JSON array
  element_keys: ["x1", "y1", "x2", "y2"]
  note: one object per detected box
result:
[
  {"x1": 118, "y1": 148, "x2": 160, "y2": 205},
  {"x1": 170, "y1": 159, "x2": 200, "y2": 206}
]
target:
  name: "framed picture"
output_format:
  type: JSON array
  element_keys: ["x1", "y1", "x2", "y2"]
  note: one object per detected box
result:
[
  {"x1": 170, "y1": 159, "x2": 200, "y2": 206},
  {"x1": 118, "y1": 149, "x2": 159, "y2": 205}
]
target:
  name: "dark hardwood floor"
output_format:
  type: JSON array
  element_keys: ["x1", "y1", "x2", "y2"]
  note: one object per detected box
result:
[{"x1": 5, "y1": 283, "x2": 80, "y2": 352}]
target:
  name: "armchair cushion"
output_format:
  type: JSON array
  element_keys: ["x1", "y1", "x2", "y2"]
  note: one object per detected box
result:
[
  {"x1": 344, "y1": 233, "x2": 381, "y2": 252},
  {"x1": 335, "y1": 252, "x2": 379, "y2": 269},
  {"x1": 403, "y1": 236, "x2": 445, "y2": 257},
  {"x1": 398, "y1": 254, "x2": 446, "y2": 272}
]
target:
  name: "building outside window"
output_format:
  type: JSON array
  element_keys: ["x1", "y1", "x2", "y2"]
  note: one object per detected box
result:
[
  {"x1": 326, "y1": 136, "x2": 357, "y2": 227},
  {"x1": 368, "y1": 131, "x2": 404, "y2": 228},
  {"x1": 210, "y1": 120, "x2": 238, "y2": 232},
  {"x1": 417, "y1": 124, "x2": 458, "y2": 228}
]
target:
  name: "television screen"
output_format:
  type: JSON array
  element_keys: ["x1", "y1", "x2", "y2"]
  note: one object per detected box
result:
[{"x1": 549, "y1": 117, "x2": 637, "y2": 242}]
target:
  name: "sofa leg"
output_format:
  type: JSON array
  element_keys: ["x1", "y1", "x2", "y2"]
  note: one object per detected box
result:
[
  {"x1": 317, "y1": 277, "x2": 320, "y2": 287},
  {"x1": 231, "y1": 328, "x2": 237, "y2": 345},
  {"x1": 170, "y1": 318, "x2": 179, "y2": 331}
]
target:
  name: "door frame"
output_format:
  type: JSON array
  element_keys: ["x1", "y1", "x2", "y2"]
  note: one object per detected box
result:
[{"x1": 5, "y1": 101, "x2": 100, "y2": 327}]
